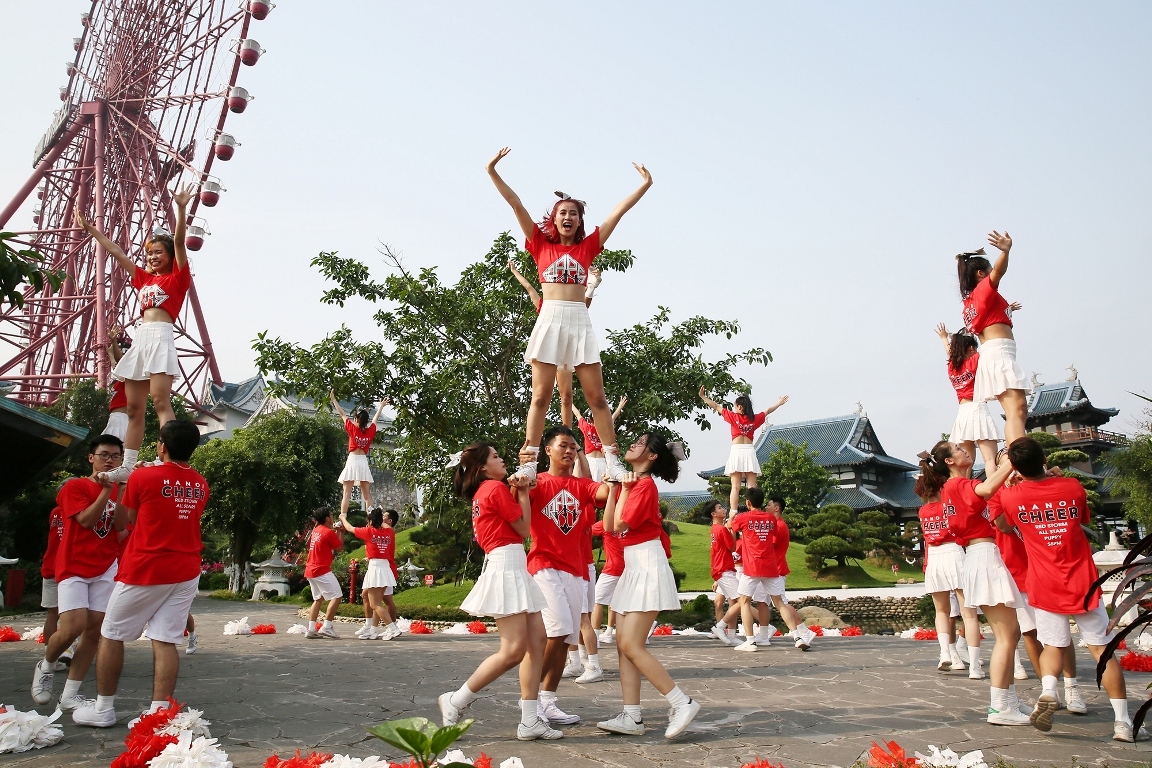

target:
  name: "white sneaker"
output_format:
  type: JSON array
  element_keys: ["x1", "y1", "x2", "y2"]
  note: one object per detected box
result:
[
  {"x1": 127, "y1": 702, "x2": 165, "y2": 729},
  {"x1": 58, "y1": 638, "x2": 79, "y2": 666},
  {"x1": 1113, "y1": 720, "x2": 1150, "y2": 742},
  {"x1": 1064, "y1": 685, "x2": 1088, "y2": 715},
  {"x1": 58, "y1": 692, "x2": 92, "y2": 712},
  {"x1": 185, "y1": 631, "x2": 198, "y2": 655},
  {"x1": 539, "y1": 699, "x2": 580, "y2": 725},
  {"x1": 754, "y1": 634, "x2": 773, "y2": 647},
  {"x1": 937, "y1": 659, "x2": 953, "y2": 672},
  {"x1": 438, "y1": 692, "x2": 464, "y2": 727},
  {"x1": 358, "y1": 626, "x2": 379, "y2": 640},
  {"x1": 318, "y1": 625, "x2": 340, "y2": 639},
  {"x1": 665, "y1": 698, "x2": 701, "y2": 738},
  {"x1": 354, "y1": 625, "x2": 371, "y2": 638},
  {"x1": 710, "y1": 623, "x2": 735, "y2": 646},
  {"x1": 987, "y1": 705, "x2": 1031, "y2": 726},
  {"x1": 72, "y1": 703, "x2": 116, "y2": 727},
  {"x1": 734, "y1": 639, "x2": 758, "y2": 652},
  {"x1": 955, "y1": 637, "x2": 969, "y2": 655},
  {"x1": 561, "y1": 660, "x2": 583, "y2": 678},
  {"x1": 31, "y1": 659, "x2": 54, "y2": 704},
  {"x1": 597, "y1": 711, "x2": 644, "y2": 735},
  {"x1": 1029, "y1": 694, "x2": 1058, "y2": 731},
  {"x1": 517, "y1": 718, "x2": 563, "y2": 740},
  {"x1": 795, "y1": 628, "x2": 815, "y2": 651},
  {"x1": 575, "y1": 665, "x2": 604, "y2": 684},
  {"x1": 98, "y1": 465, "x2": 133, "y2": 484},
  {"x1": 511, "y1": 461, "x2": 538, "y2": 483},
  {"x1": 949, "y1": 652, "x2": 967, "y2": 671},
  {"x1": 1014, "y1": 664, "x2": 1029, "y2": 680},
  {"x1": 598, "y1": 630, "x2": 615, "y2": 645},
  {"x1": 755, "y1": 624, "x2": 775, "y2": 646},
  {"x1": 969, "y1": 663, "x2": 987, "y2": 680},
  {"x1": 305, "y1": 627, "x2": 321, "y2": 639},
  {"x1": 603, "y1": 447, "x2": 627, "y2": 482}
]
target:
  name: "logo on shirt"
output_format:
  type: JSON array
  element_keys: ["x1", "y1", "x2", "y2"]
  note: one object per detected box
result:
[
  {"x1": 139, "y1": 283, "x2": 169, "y2": 310},
  {"x1": 744, "y1": 519, "x2": 775, "y2": 542},
  {"x1": 541, "y1": 490, "x2": 581, "y2": 535},
  {"x1": 471, "y1": 499, "x2": 481, "y2": 521},
  {"x1": 542, "y1": 254, "x2": 585, "y2": 285},
  {"x1": 92, "y1": 499, "x2": 116, "y2": 539}
]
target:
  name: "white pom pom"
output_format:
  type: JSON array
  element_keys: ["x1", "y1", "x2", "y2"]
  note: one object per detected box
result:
[{"x1": 223, "y1": 617, "x2": 252, "y2": 636}]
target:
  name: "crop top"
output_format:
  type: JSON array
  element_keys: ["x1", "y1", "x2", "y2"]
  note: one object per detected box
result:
[
  {"x1": 346, "y1": 419, "x2": 376, "y2": 453},
  {"x1": 962, "y1": 277, "x2": 1012, "y2": 335},
  {"x1": 947, "y1": 354, "x2": 978, "y2": 402},
  {"x1": 109, "y1": 380, "x2": 127, "y2": 411},
  {"x1": 576, "y1": 414, "x2": 603, "y2": 453},
  {"x1": 132, "y1": 262, "x2": 191, "y2": 322},
  {"x1": 721, "y1": 408, "x2": 765, "y2": 440},
  {"x1": 525, "y1": 225, "x2": 603, "y2": 285}
]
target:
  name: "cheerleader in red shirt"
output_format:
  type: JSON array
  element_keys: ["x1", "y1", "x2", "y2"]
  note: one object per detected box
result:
[
  {"x1": 329, "y1": 390, "x2": 388, "y2": 517},
  {"x1": 439, "y1": 442, "x2": 559, "y2": 742},
  {"x1": 598, "y1": 432, "x2": 700, "y2": 739},
  {"x1": 488, "y1": 147, "x2": 651, "y2": 481},
  {"x1": 103, "y1": 328, "x2": 130, "y2": 441},
  {"x1": 955, "y1": 232, "x2": 1029, "y2": 446},
  {"x1": 73, "y1": 185, "x2": 195, "y2": 483},
  {"x1": 699, "y1": 388, "x2": 789, "y2": 512},
  {"x1": 578, "y1": 397, "x2": 627, "y2": 482}
]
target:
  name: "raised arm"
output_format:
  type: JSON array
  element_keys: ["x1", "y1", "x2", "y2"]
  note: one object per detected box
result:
[
  {"x1": 975, "y1": 455, "x2": 1015, "y2": 500},
  {"x1": 371, "y1": 397, "x2": 389, "y2": 425},
  {"x1": 762, "y1": 395, "x2": 789, "y2": 417},
  {"x1": 935, "y1": 323, "x2": 952, "y2": 356},
  {"x1": 986, "y1": 230, "x2": 1011, "y2": 288},
  {"x1": 612, "y1": 395, "x2": 628, "y2": 421},
  {"x1": 74, "y1": 209, "x2": 135, "y2": 276},
  {"x1": 487, "y1": 148, "x2": 535, "y2": 240},
  {"x1": 699, "y1": 386, "x2": 724, "y2": 415},
  {"x1": 508, "y1": 260, "x2": 541, "y2": 305},
  {"x1": 171, "y1": 183, "x2": 193, "y2": 272},
  {"x1": 510, "y1": 481, "x2": 532, "y2": 538},
  {"x1": 329, "y1": 389, "x2": 348, "y2": 421},
  {"x1": 602, "y1": 482, "x2": 624, "y2": 533},
  {"x1": 598, "y1": 163, "x2": 652, "y2": 247},
  {"x1": 338, "y1": 510, "x2": 355, "y2": 533},
  {"x1": 107, "y1": 326, "x2": 123, "y2": 367}
]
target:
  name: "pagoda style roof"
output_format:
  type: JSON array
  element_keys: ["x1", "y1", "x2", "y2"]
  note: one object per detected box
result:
[
  {"x1": 203, "y1": 374, "x2": 266, "y2": 415},
  {"x1": 659, "y1": 489, "x2": 714, "y2": 517},
  {"x1": 1027, "y1": 378, "x2": 1118, "y2": 428}
]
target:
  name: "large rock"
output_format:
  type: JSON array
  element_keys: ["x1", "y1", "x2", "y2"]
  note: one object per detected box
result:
[{"x1": 796, "y1": 605, "x2": 847, "y2": 628}]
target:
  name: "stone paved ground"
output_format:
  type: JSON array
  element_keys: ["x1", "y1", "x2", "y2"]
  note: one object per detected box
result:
[{"x1": 3, "y1": 596, "x2": 1152, "y2": 767}]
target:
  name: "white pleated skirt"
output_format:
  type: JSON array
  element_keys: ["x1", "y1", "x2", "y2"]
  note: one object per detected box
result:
[
  {"x1": 113, "y1": 322, "x2": 180, "y2": 381},
  {"x1": 924, "y1": 542, "x2": 965, "y2": 593},
  {"x1": 362, "y1": 558, "x2": 397, "y2": 589},
  {"x1": 460, "y1": 544, "x2": 547, "y2": 619},
  {"x1": 961, "y1": 541, "x2": 1022, "y2": 608},
  {"x1": 725, "y1": 443, "x2": 760, "y2": 475},
  {"x1": 339, "y1": 453, "x2": 374, "y2": 483},
  {"x1": 524, "y1": 300, "x2": 600, "y2": 372},
  {"x1": 973, "y1": 338, "x2": 1031, "y2": 402},
  {"x1": 951, "y1": 400, "x2": 1001, "y2": 442},
  {"x1": 609, "y1": 538, "x2": 681, "y2": 614}
]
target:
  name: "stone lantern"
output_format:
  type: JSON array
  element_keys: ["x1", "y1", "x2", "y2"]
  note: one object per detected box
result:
[
  {"x1": 251, "y1": 551, "x2": 292, "y2": 600},
  {"x1": 1092, "y1": 531, "x2": 1137, "y2": 627},
  {"x1": 398, "y1": 558, "x2": 424, "y2": 586}
]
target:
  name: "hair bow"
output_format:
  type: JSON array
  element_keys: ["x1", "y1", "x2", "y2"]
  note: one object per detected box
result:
[
  {"x1": 554, "y1": 190, "x2": 587, "y2": 206},
  {"x1": 152, "y1": 227, "x2": 172, "y2": 238},
  {"x1": 955, "y1": 247, "x2": 986, "y2": 261},
  {"x1": 668, "y1": 441, "x2": 687, "y2": 461},
  {"x1": 445, "y1": 451, "x2": 463, "y2": 469},
  {"x1": 916, "y1": 450, "x2": 932, "y2": 461}
]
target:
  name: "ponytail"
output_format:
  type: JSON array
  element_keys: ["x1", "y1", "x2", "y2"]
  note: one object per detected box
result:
[
  {"x1": 956, "y1": 249, "x2": 992, "y2": 298},
  {"x1": 913, "y1": 440, "x2": 953, "y2": 500}
]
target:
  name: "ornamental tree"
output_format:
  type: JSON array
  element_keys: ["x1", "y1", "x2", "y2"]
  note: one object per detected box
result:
[{"x1": 0, "y1": 232, "x2": 63, "y2": 309}]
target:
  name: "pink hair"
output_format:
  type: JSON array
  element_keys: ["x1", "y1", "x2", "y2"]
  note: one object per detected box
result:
[{"x1": 537, "y1": 198, "x2": 586, "y2": 244}]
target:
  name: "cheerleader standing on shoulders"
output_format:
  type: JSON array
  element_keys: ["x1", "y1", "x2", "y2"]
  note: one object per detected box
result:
[
  {"x1": 339, "y1": 507, "x2": 400, "y2": 641},
  {"x1": 956, "y1": 232, "x2": 1029, "y2": 446},
  {"x1": 102, "y1": 328, "x2": 130, "y2": 441},
  {"x1": 73, "y1": 185, "x2": 195, "y2": 482},
  {"x1": 329, "y1": 390, "x2": 388, "y2": 516},
  {"x1": 699, "y1": 388, "x2": 788, "y2": 512},
  {"x1": 578, "y1": 396, "x2": 627, "y2": 481},
  {"x1": 488, "y1": 147, "x2": 651, "y2": 480},
  {"x1": 439, "y1": 443, "x2": 560, "y2": 741},
  {"x1": 920, "y1": 441, "x2": 1025, "y2": 725},
  {"x1": 598, "y1": 432, "x2": 700, "y2": 739}
]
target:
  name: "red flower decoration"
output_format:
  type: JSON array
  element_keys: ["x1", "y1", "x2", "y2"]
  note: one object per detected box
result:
[
  {"x1": 252, "y1": 623, "x2": 276, "y2": 634},
  {"x1": 264, "y1": 750, "x2": 333, "y2": 767},
  {"x1": 111, "y1": 733, "x2": 178, "y2": 768},
  {"x1": 652, "y1": 624, "x2": 673, "y2": 636},
  {"x1": 124, "y1": 698, "x2": 181, "y2": 746},
  {"x1": 474, "y1": 753, "x2": 493, "y2": 768},
  {"x1": 409, "y1": 620, "x2": 433, "y2": 635},
  {"x1": 912, "y1": 628, "x2": 938, "y2": 641},
  {"x1": 808, "y1": 625, "x2": 824, "y2": 637},
  {"x1": 1118, "y1": 640, "x2": 1128, "y2": 650},
  {"x1": 773, "y1": 628, "x2": 783, "y2": 637},
  {"x1": 869, "y1": 740, "x2": 920, "y2": 768},
  {"x1": 36, "y1": 632, "x2": 44, "y2": 643},
  {"x1": 387, "y1": 760, "x2": 422, "y2": 768},
  {"x1": 1119, "y1": 651, "x2": 1152, "y2": 672},
  {"x1": 467, "y1": 620, "x2": 488, "y2": 634},
  {"x1": 0, "y1": 626, "x2": 20, "y2": 642},
  {"x1": 740, "y1": 759, "x2": 786, "y2": 768},
  {"x1": 841, "y1": 626, "x2": 862, "y2": 636}
]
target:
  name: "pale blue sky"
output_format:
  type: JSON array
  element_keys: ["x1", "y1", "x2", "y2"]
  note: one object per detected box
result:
[{"x1": 2, "y1": 3, "x2": 1149, "y2": 487}]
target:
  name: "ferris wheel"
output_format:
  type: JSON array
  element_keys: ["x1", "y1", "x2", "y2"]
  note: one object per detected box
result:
[{"x1": 0, "y1": 0, "x2": 276, "y2": 408}]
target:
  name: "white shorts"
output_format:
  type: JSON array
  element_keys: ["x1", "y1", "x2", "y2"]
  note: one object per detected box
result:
[
  {"x1": 41, "y1": 577, "x2": 58, "y2": 609},
  {"x1": 103, "y1": 411, "x2": 129, "y2": 441},
  {"x1": 338, "y1": 453, "x2": 374, "y2": 483},
  {"x1": 113, "y1": 321, "x2": 180, "y2": 381},
  {"x1": 581, "y1": 563, "x2": 596, "y2": 614},
  {"x1": 1016, "y1": 591, "x2": 1037, "y2": 634},
  {"x1": 715, "y1": 571, "x2": 740, "y2": 600},
  {"x1": 362, "y1": 559, "x2": 397, "y2": 589},
  {"x1": 725, "y1": 444, "x2": 761, "y2": 476},
  {"x1": 924, "y1": 542, "x2": 965, "y2": 593},
  {"x1": 973, "y1": 338, "x2": 1031, "y2": 402},
  {"x1": 533, "y1": 567, "x2": 584, "y2": 643},
  {"x1": 1034, "y1": 603, "x2": 1114, "y2": 647},
  {"x1": 100, "y1": 577, "x2": 199, "y2": 644},
  {"x1": 594, "y1": 572, "x2": 620, "y2": 606},
  {"x1": 524, "y1": 300, "x2": 600, "y2": 372},
  {"x1": 588, "y1": 457, "x2": 608, "y2": 484},
  {"x1": 961, "y1": 541, "x2": 1021, "y2": 609},
  {"x1": 951, "y1": 400, "x2": 1001, "y2": 443},
  {"x1": 737, "y1": 574, "x2": 771, "y2": 603},
  {"x1": 384, "y1": 586, "x2": 394, "y2": 595},
  {"x1": 58, "y1": 561, "x2": 118, "y2": 614},
  {"x1": 763, "y1": 575, "x2": 787, "y2": 599},
  {"x1": 307, "y1": 571, "x2": 343, "y2": 601},
  {"x1": 461, "y1": 544, "x2": 547, "y2": 619}
]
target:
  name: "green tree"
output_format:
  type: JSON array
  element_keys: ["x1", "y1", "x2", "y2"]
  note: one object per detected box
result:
[
  {"x1": 855, "y1": 509, "x2": 903, "y2": 556},
  {"x1": 1025, "y1": 431, "x2": 1102, "y2": 513},
  {"x1": 0, "y1": 232, "x2": 63, "y2": 308},
  {"x1": 799, "y1": 504, "x2": 865, "y2": 570},
  {"x1": 1106, "y1": 397, "x2": 1152, "y2": 528},
  {"x1": 758, "y1": 441, "x2": 835, "y2": 529},
  {"x1": 252, "y1": 234, "x2": 771, "y2": 579},
  {"x1": 192, "y1": 409, "x2": 346, "y2": 590}
]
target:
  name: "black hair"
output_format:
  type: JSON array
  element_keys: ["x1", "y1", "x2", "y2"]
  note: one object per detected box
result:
[
  {"x1": 312, "y1": 507, "x2": 332, "y2": 525},
  {"x1": 368, "y1": 507, "x2": 384, "y2": 527},
  {"x1": 956, "y1": 249, "x2": 992, "y2": 298},
  {"x1": 356, "y1": 408, "x2": 371, "y2": 431},
  {"x1": 734, "y1": 394, "x2": 754, "y2": 417},
  {"x1": 89, "y1": 433, "x2": 124, "y2": 453},
  {"x1": 385, "y1": 508, "x2": 400, "y2": 526},
  {"x1": 635, "y1": 431, "x2": 681, "y2": 483},
  {"x1": 703, "y1": 499, "x2": 724, "y2": 518},
  {"x1": 746, "y1": 487, "x2": 765, "y2": 509},
  {"x1": 538, "y1": 425, "x2": 578, "y2": 473},
  {"x1": 1007, "y1": 436, "x2": 1046, "y2": 478},
  {"x1": 768, "y1": 495, "x2": 786, "y2": 511},
  {"x1": 914, "y1": 440, "x2": 953, "y2": 500},
  {"x1": 948, "y1": 330, "x2": 979, "y2": 373},
  {"x1": 159, "y1": 419, "x2": 200, "y2": 461},
  {"x1": 452, "y1": 442, "x2": 498, "y2": 501}
]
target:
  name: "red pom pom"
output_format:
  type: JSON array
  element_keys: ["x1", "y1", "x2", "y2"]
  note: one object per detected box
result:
[
  {"x1": 912, "y1": 628, "x2": 938, "y2": 641},
  {"x1": 869, "y1": 739, "x2": 920, "y2": 768},
  {"x1": 1119, "y1": 651, "x2": 1152, "y2": 672},
  {"x1": 652, "y1": 624, "x2": 673, "y2": 636},
  {"x1": 808, "y1": 625, "x2": 825, "y2": 636},
  {"x1": 773, "y1": 628, "x2": 783, "y2": 636},
  {"x1": 474, "y1": 753, "x2": 493, "y2": 768},
  {"x1": 409, "y1": 620, "x2": 433, "y2": 635},
  {"x1": 111, "y1": 733, "x2": 178, "y2": 768},
  {"x1": 1118, "y1": 640, "x2": 1128, "y2": 650},
  {"x1": 467, "y1": 620, "x2": 488, "y2": 634},
  {"x1": 264, "y1": 750, "x2": 334, "y2": 767},
  {"x1": 388, "y1": 760, "x2": 422, "y2": 768},
  {"x1": 740, "y1": 759, "x2": 787, "y2": 768},
  {"x1": 0, "y1": 626, "x2": 20, "y2": 642},
  {"x1": 841, "y1": 626, "x2": 862, "y2": 636},
  {"x1": 251, "y1": 623, "x2": 276, "y2": 634}
]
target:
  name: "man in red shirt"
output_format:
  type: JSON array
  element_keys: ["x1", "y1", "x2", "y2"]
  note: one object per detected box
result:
[
  {"x1": 39, "y1": 502, "x2": 65, "y2": 648},
  {"x1": 997, "y1": 437, "x2": 1143, "y2": 742},
  {"x1": 707, "y1": 501, "x2": 741, "y2": 646},
  {"x1": 304, "y1": 507, "x2": 347, "y2": 639},
  {"x1": 763, "y1": 496, "x2": 816, "y2": 650},
  {"x1": 31, "y1": 435, "x2": 123, "y2": 711},
  {"x1": 730, "y1": 488, "x2": 780, "y2": 652},
  {"x1": 71, "y1": 420, "x2": 207, "y2": 728}
]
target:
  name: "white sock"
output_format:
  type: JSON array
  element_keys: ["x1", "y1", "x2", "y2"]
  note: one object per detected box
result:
[
  {"x1": 664, "y1": 686, "x2": 689, "y2": 709},
  {"x1": 1014, "y1": 649, "x2": 1023, "y2": 667},
  {"x1": 567, "y1": 650, "x2": 580, "y2": 666},
  {"x1": 623, "y1": 704, "x2": 642, "y2": 722},
  {"x1": 969, "y1": 645, "x2": 982, "y2": 667},
  {"x1": 539, "y1": 690, "x2": 556, "y2": 707},
  {"x1": 714, "y1": 620, "x2": 727, "y2": 630},
  {"x1": 1064, "y1": 675, "x2": 1078, "y2": 688},
  {"x1": 1007, "y1": 684, "x2": 1019, "y2": 708},
  {"x1": 1112, "y1": 699, "x2": 1129, "y2": 723},
  {"x1": 62, "y1": 679, "x2": 81, "y2": 699},
  {"x1": 122, "y1": 448, "x2": 139, "y2": 470},
  {"x1": 990, "y1": 686, "x2": 1008, "y2": 711},
  {"x1": 938, "y1": 634, "x2": 951, "y2": 659},
  {"x1": 449, "y1": 682, "x2": 475, "y2": 709},
  {"x1": 519, "y1": 699, "x2": 537, "y2": 726},
  {"x1": 95, "y1": 694, "x2": 115, "y2": 712},
  {"x1": 322, "y1": 619, "x2": 333, "y2": 630},
  {"x1": 387, "y1": 622, "x2": 398, "y2": 631},
  {"x1": 587, "y1": 653, "x2": 599, "y2": 669},
  {"x1": 1042, "y1": 675, "x2": 1059, "y2": 698},
  {"x1": 149, "y1": 700, "x2": 166, "y2": 712},
  {"x1": 363, "y1": 619, "x2": 372, "y2": 628},
  {"x1": 578, "y1": 647, "x2": 588, "y2": 665}
]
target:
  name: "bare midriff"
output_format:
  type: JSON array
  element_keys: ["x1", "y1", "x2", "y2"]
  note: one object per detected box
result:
[
  {"x1": 978, "y1": 322, "x2": 1013, "y2": 344},
  {"x1": 587, "y1": 450, "x2": 604, "y2": 459},
  {"x1": 732, "y1": 436, "x2": 753, "y2": 445},
  {"x1": 142, "y1": 308, "x2": 174, "y2": 323},
  {"x1": 350, "y1": 448, "x2": 368, "y2": 456},
  {"x1": 541, "y1": 283, "x2": 588, "y2": 303},
  {"x1": 968, "y1": 537, "x2": 994, "y2": 545}
]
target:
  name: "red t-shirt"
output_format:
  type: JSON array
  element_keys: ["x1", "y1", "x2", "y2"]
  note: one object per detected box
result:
[
  {"x1": 576, "y1": 415, "x2": 603, "y2": 453},
  {"x1": 734, "y1": 538, "x2": 744, "y2": 567},
  {"x1": 55, "y1": 478, "x2": 120, "y2": 581},
  {"x1": 947, "y1": 354, "x2": 979, "y2": 402},
  {"x1": 987, "y1": 493, "x2": 1028, "y2": 593},
  {"x1": 108, "y1": 380, "x2": 127, "y2": 411},
  {"x1": 721, "y1": 408, "x2": 766, "y2": 440},
  {"x1": 354, "y1": 525, "x2": 396, "y2": 561},
  {"x1": 41, "y1": 506, "x2": 64, "y2": 579},
  {"x1": 919, "y1": 501, "x2": 961, "y2": 547},
  {"x1": 345, "y1": 419, "x2": 376, "y2": 453},
  {"x1": 527, "y1": 472, "x2": 602, "y2": 576},
  {"x1": 583, "y1": 523, "x2": 595, "y2": 570},
  {"x1": 470, "y1": 480, "x2": 524, "y2": 553},
  {"x1": 591, "y1": 520, "x2": 626, "y2": 577},
  {"x1": 117, "y1": 522, "x2": 134, "y2": 561},
  {"x1": 117, "y1": 463, "x2": 208, "y2": 585},
  {"x1": 619, "y1": 476, "x2": 663, "y2": 546},
  {"x1": 771, "y1": 515, "x2": 791, "y2": 576},
  {"x1": 534, "y1": 297, "x2": 543, "y2": 312},
  {"x1": 999, "y1": 477, "x2": 1098, "y2": 614},
  {"x1": 132, "y1": 262, "x2": 191, "y2": 322},
  {"x1": 660, "y1": 528, "x2": 672, "y2": 559},
  {"x1": 710, "y1": 524, "x2": 736, "y2": 580},
  {"x1": 733, "y1": 511, "x2": 780, "y2": 578},
  {"x1": 962, "y1": 277, "x2": 1012, "y2": 335},
  {"x1": 941, "y1": 477, "x2": 995, "y2": 542},
  {"x1": 525, "y1": 225, "x2": 603, "y2": 286},
  {"x1": 304, "y1": 524, "x2": 344, "y2": 578}
]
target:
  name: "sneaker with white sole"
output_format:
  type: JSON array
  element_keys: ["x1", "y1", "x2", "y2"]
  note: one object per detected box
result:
[
  {"x1": 57, "y1": 693, "x2": 92, "y2": 712},
  {"x1": 574, "y1": 665, "x2": 604, "y2": 684},
  {"x1": 318, "y1": 625, "x2": 340, "y2": 639},
  {"x1": 755, "y1": 624, "x2": 776, "y2": 646},
  {"x1": 359, "y1": 627, "x2": 379, "y2": 640},
  {"x1": 510, "y1": 461, "x2": 538, "y2": 484},
  {"x1": 987, "y1": 705, "x2": 1031, "y2": 726},
  {"x1": 597, "y1": 711, "x2": 644, "y2": 735},
  {"x1": 734, "y1": 639, "x2": 758, "y2": 652},
  {"x1": 31, "y1": 659, "x2": 54, "y2": 704},
  {"x1": 603, "y1": 447, "x2": 627, "y2": 482},
  {"x1": 185, "y1": 630, "x2": 198, "y2": 655},
  {"x1": 598, "y1": 631, "x2": 615, "y2": 646},
  {"x1": 1113, "y1": 720, "x2": 1150, "y2": 742},
  {"x1": 127, "y1": 703, "x2": 166, "y2": 730},
  {"x1": 354, "y1": 625, "x2": 371, "y2": 638},
  {"x1": 710, "y1": 623, "x2": 735, "y2": 646},
  {"x1": 949, "y1": 652, "x2": 967, "y2": 671},
  {"x1": 969, "y1": 663, "x2": 987, "y2": 680},
  {"x1": 539, "y1": 699, "x2": 580, "y2": 725},
  {"x1": 561, "y1": 660, "x2": 583, "y2": 678},
  {"x1": 937, "y1": 659, "x2": 953, "y2": 672},
  {"x1": 795, "y1": 628, "x2": 815, "y2": 651},
  {"x1": 305, "y1": 627, "x2": 321, "y2": 639},
  {"x1": 72, "y1": 703, "x2": 116, "y2": 727},
  {"x1": 518, "y1": 718, "x2": 564, "y2": 740},
  {"x1": 665, "y1": 698, "x2": 701, "y2": 738},
  {"x1": 438, "y1": 691, "x2": 464, "y2": 727},
  {"x1": 1064, "y1": 685, "x2": 1088, "y2": 715},
  {"x1": 384, "y1": 625, "x2": 402, "y2": 640},
  {"x1": 98, "y1": 465, "x2": 133, "y2": 484},
  {"x1": 1014, "y1": 664, "x2": 1029, "y2": 680},
  {"x1": 1029, "y1": 694, "x2": 1058, "y2": 731}
]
